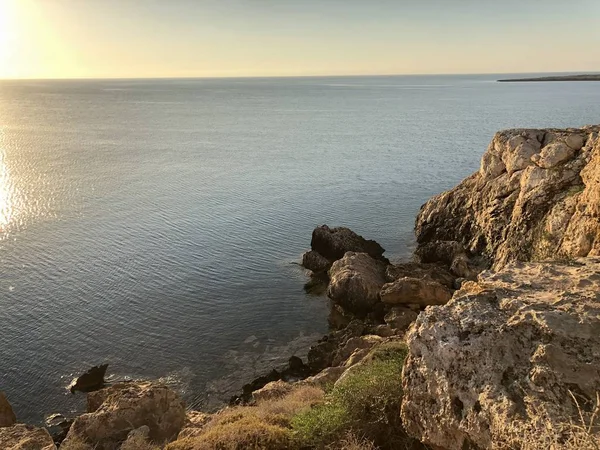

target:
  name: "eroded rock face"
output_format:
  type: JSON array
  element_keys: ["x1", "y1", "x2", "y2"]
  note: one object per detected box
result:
[
  {"x1": 415, "y1": 126, "x2": 600, "y2": 271},
  {"x1": 0, "y1": 424, "x2": 56, "y2": 450},
  {"x1": 401, "y1": 258, "x2": 600, "y2": 450},
  {"x1": 63, "y1": 382, "x2": 186, "y2": 450},
  {"x1": 0, "y1": 392, "x2": 16, "y2": 428},
  {"x1": 327, "y1": 252, "x2": 387, "y2": 314}
]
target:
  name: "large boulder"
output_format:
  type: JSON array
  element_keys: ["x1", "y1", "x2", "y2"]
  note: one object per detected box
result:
[
  {"x1": 401, "y1": 258, "x2": 600, "y2": 450},
  {"x1": 0, "y1": 424, "x2": 56, "y2": 449},
  {"x1": 310, "y1": 225, "x2": 386, "y2": 262},
  {"x1": 415, "y1": 126, "x2": 600, "y2": 271},
  {"x1": 380, "y1": 277, "x2": 452, "y2": 307},
  {"x1": 63, "y1": 382, "x2": 186, "y2": 449},
  {"x1": 0, "y1": 392, "x2": 16, "y2": 428},
  {"x1": 327, "y1": 252, "x2": 387, "y2": 314}
]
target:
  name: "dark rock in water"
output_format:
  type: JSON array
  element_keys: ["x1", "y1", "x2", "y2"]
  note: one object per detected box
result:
[
  {"x1": 69, "y1": 364, "x2": 109, "y2": 393},
  {"x1": 302, "y1": 250, "x2": 331, "y2": 273},
  {"x1": 0, "y1": 392, "x2": 16, "y2": 428},
  {"x1": 311, "y1": 225, "x2": 386, "y2": 262}
]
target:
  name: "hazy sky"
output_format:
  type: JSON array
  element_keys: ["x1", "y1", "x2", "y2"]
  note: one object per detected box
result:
[{"x1": 1, "y1": 0, "x2": 599, "y2": 79}]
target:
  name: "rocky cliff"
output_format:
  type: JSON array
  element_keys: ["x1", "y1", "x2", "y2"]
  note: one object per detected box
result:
[
  {"x1": 415, "y1": 126, "x2": 600, "y2": 273},
  {"x1": 403, "y1": 125, "x2": 600, "y2": 449}
]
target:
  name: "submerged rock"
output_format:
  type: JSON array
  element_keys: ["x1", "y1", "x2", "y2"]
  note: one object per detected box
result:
[
  {"x1": 0, "y1": 392, "x2": 16, "y2": 428},
  {"x1": 401, "y1": 258, "x2": 600, "y2": 450},
  {"x1": 69, "y1": 364, "x2": 109, "y2": 394},
  {"x1": 0, "y1": 424, "x2": 56, "y2": 449}
]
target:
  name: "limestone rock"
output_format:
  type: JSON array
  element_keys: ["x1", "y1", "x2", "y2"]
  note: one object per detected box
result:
[
  {"x1": 532, "y1": 141, "x2": 575, "y2": 168},
  {"x1": 380, "y1": 277, "x2": 452, "y2": 307},
  {"x1": 415, "y1": 126, "x2": 600, "y2": 270},
  {"x1": 327, "y1": 252, "x2": 387, "y2": 314},
  {"x1": 401, "y1": 258, "x2": 600, "y2": 450},
  {"x1": 311, "y1": 225, "x2": 386, "y2": 262},
  {"x1": 252, "y1": 380, "x2": 293, "y2": 402},
  {"x1": 384, "y1": 307, "x2": 418, "y2": 332},
  {"x1": 69, "y1": 364, "x2": 108, "y2": 394},
  {"x1": 332, "y1": 335, "x2": 383, "y2": 366},
  {"x1": 301, "y1": 250, "x2": 331, "y2": 273},
  {"x1": 63, "y1": 382, "x2": 185, "y2": 450},
  {"x1": 301, "y1": 366, "x2": 346, "y2": 388},
  {"x1": 0, "y1": 424, "x2": 56, "y2": 450},
  {"x1": 0, "y1": 392, "x2": 16, "y2": 428},
  {"x1": 307, "y1": 320, "x2": 364, "y2": 371}
]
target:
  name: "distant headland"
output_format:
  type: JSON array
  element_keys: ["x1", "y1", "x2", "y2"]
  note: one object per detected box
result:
[{"x1": 498, "y1": 74, "x2": 600, "y2": 82}]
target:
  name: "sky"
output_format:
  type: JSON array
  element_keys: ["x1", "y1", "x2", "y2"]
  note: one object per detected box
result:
[{"x1": 0, "y1": 0, "x2": 599, "y2": 79}]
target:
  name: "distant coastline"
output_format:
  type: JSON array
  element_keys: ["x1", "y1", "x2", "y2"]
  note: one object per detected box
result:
[{"x1": 498, "y1": 74, "x2": 600, "y2": 82}]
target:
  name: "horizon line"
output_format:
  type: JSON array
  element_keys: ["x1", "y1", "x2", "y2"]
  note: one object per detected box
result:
[{"x1": 1, "y1": 70, "x2": 599, "y2": 82}]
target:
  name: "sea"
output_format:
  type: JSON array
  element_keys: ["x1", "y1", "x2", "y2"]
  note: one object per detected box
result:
[{"x1": 0, "y1": 74, "x2": 599, "y2": 424}]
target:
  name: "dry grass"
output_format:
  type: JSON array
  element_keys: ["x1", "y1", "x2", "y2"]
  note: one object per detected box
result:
[
  {"x1": 120, "y1": 434, "x2": 161, "y2": 450},
  {"x1": 496, "y1": 392, "x2": 600, "y2": 450},
  {"x1": 166, "y1": 385, "x2": 324, "y2": 450},
  {"x1": 328, "y1": 432, "x2": 377, "y2": 450}
]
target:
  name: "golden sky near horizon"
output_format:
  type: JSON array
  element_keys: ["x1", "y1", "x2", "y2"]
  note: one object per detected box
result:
[{"x1": 0, "y1": 0, "x2": 599, "y2": 79}]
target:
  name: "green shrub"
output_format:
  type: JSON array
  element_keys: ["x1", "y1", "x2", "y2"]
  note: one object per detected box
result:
[{"x1": 292, "y1": 341, "x2": 414, "y2": 449}]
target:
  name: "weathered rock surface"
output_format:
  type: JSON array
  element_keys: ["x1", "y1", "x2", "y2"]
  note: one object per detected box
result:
[
  {"x1": 401, "y1": 258, "x2": 600, "y2": 450},
  {"x1": 302, "y1": 250, "x2": 332, "y2": 273},
  {"x1": 0, "y1": 424, "x2": 56, "y2": 449},
  {"x1": 69, "y1": 364, "x2": 108, "y2": 394},
  {"x1": 252, "y1": 380, "x2": 293, "y2": 402},
  {"x1": 307, "y1": 320, "x2": 364, "y2": 371},
  {"x1": 0, "y1": 392, "x2": 16, "y2": 428},
  {"x1": 63, "y1": 382, "x2": 185, "y2": 449},
  {"x1": 380, "y1": 277, "x2": 453, "y2": 307},
  {"x1": 327, "y1": 252, "x2": 387, "y2": 314},
  {"x1": 384, "y1": 307, "x2": 419, "y2": 332},
  {"x1": 415, "y1": 126, "x2": 600, "y2": 271},
  {"x1": 311, "y1": 225, "x2": 386, "y2": 262}
]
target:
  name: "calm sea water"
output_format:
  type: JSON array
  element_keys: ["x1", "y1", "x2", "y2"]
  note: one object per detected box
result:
[{"x1": 1, "y1": 74, "x2": 599, "y2": 424}]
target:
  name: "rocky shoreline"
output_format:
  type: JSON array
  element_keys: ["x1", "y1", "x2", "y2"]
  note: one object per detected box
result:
[{"x1": 1, "y1": 124, "x2": 599, "y2": 449}]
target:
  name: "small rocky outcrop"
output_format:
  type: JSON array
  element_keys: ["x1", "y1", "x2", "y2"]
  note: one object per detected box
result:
[
  {"x1": 415, "y1": 126, "x2": 600, "y2": 271},
  {"x1": 69, "y1": 364, "x2": 109, "y2": 394},
  {"x1": 327, "y1": 252, "x2": 387, "y2": 314},
  {"x1": 302, "y1": 225, "x2": 387, "y2": 275},
  {"x1": 0, "y1": 424, "x2": 56, "y2": 449},
  {"x1": 401, "y1": 258, "x2": 600, "y2": 450},
  {"x1": 62, "y1": 382, "x2": 186, "y2": 449},
  {"x1": 0, "y1": 392, "x2": 16, "y2": 428}
]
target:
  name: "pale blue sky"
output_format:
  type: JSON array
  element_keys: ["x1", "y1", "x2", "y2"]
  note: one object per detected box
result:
[{"x1": 1, "y1": 0, "x2": 599, "y2": 78}]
